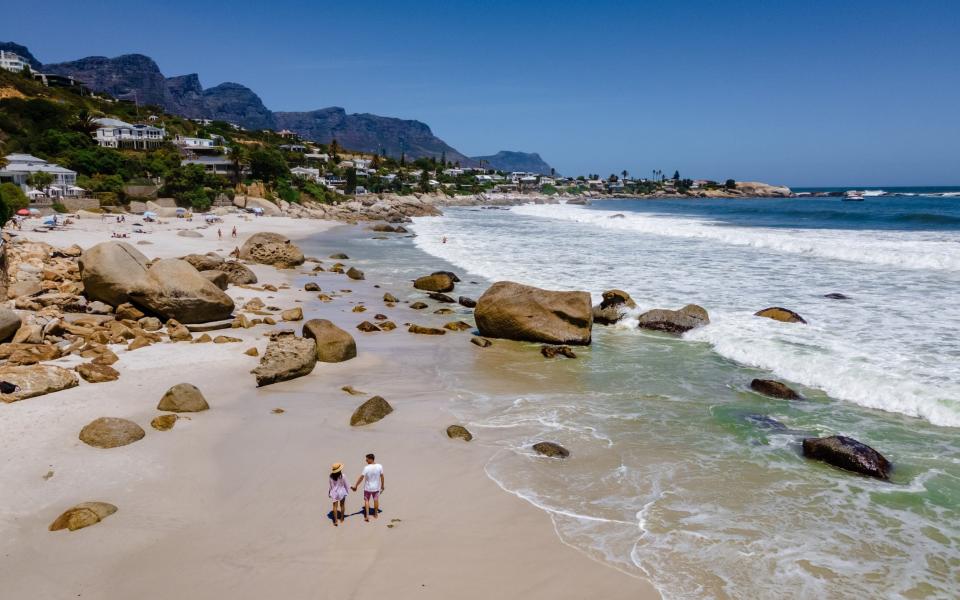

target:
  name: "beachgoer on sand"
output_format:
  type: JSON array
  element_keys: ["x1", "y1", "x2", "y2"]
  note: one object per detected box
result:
[
  {"x1": 218, "y1": 228, "x2": 222, "y2": 240},
  {"x1": 231, "y1": 226, "x2": 237, "y2": 238},
  {"x1": 351, "y1": 453, "x2": 384, "y2": 522},
  {"x1": 329, "y1": 462, "x2": 349, "y2": 526}
]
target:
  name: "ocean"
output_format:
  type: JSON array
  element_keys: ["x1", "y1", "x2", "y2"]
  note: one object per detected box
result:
[{"x1": 400, "y1": 194, "x2": 960, "y2": 599}]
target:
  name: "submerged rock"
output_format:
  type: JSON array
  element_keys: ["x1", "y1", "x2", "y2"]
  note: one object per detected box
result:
[
  {"x1": 350, "y1": 395, "x2": 394, "y2": 426},
  {"x1": 475, "y1": 281, "x2": 592, "y2": 345},
  {"x1": 755, "y1": 307, "x2": 807, "y2": 324},
  {"x1": 592, "y1": 289, "x2": 637, "y2": 325},
  {"x1": 532, "y1": 441, "x2": 570, "y2": 458},
  {"x1": 637, "y1": 304, "x2": 709, "y2": 334},
  {"x1": 446, "y1": 425, "x2": 473, "y2": 441},
  {"x1": 49, "y1": 502, "x2": 118, "y2": 532},
  {"x1": 824, "y1": 293, "x2": 851, "y2": 300},
  {"x1": 802, "y1": 435, "x2": 891, "y2": 480},
  {"x1": 541, "y1": 345, "x2": 577, "y2": 359},
  {"x1": 750, "y1": 378, "x2": 802, "y2": 400}
]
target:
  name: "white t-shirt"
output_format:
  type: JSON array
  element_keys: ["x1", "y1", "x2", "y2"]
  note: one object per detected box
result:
[{"x1": 362, "y1": 463, "x2": 383, "y2": 492}]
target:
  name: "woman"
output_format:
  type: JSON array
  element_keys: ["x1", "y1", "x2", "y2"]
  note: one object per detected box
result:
[{"x1": 329, "y1": 463, "x2": 349, "y2": 526}]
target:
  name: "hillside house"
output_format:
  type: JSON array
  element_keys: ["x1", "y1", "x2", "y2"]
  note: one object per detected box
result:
[
  {"x1": 181, "y1": 156, "x2": 235, "y2": 177},
  {"x1": 94, "y1": 118, "x2": 166, "y2": 149},
  {"x1": 0, "y1": 50, "x2": 28, "y2": 73},
  {"x1": 0, "y1": 154, "x2": 83, "y2": 203}
]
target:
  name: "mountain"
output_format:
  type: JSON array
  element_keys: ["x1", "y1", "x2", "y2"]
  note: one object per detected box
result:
[
  {"x1": 7, "y1": 42, "x2": 552, "y2": 171},
  {"x1": 274, "y1": 108, "x2": 472, "y2": 164},
  {"x1": 471, "y1": 151, "x2": 552, "y2": 175}
]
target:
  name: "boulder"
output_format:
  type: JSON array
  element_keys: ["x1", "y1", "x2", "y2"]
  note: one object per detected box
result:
[
  {"x1": 216, "y1": 261, "x2": 258, "y2": 285},
  {"x1": 79, "y1": 417, "x2": 145, "y2": 449},
  {"x1": 157, "y1": 383, "x2": 209, "y2": 412},
  {"x1": 151, "y1": 414, "x2": 178, "y2": 431},
  {"x1": 383, "y1": 293, "x2": 399, "y2": 303},
  {"x1": 76, "y1": 363, "x2": 120, "y2": 383},
  {"x1": 532, "y1": 441, "x2": 569, "y2": 458},
  {"x1": 252, "y1": 336, "x2": 317, "y2": 386},
  {"x1": 592, "y1": 289, "x2": 637, "y2": 325},
  {"x1": 409, "y1": 324, "x2": 446, "y2": 335},
  {"x1": 200, "y1": 270, "x2": 230, "y2": 291},
  {"x1": 357, "y1": 321, "x2": 381, "y2": 332},
  {"x1": 541, "y1": 345, "x2": 577, "y2": 359},
  {"x1": 182, "y1": 253, "x2": 224, "y2": 271},
  {"x1": 302, "y1": 319, "x2": 357, "y2": 362},
  {"x1": 475, "y1": 281, "x2": 592, "y2": 345},
  {"x1": 414, "y1": 273, "x2": 455, "y2": 293},
  {"x1": 138, "y1": 316, "x2": 162, "y2": 331},
  {"x1": 346, "y1": 267, "x2": 365, "y2": 280},
  {"x1": 0, "y1": 365, "x2": 79, "y2": 402},
  {"x1": 78, "y1": 242, "x2": 153, "y2": 307},
  {"x1": 432, "y1": 270, "x2": 461, "y2": 283},
  {"x1": 750, "y1": 379, "x2": 801, "y2": 400},
  {"x1": 350, "y1": 396, "x2": 393, "y2": 426},
  {"x1": 304, "y1": 282, "x2": 320, "y2": 292},
  {"x1": 458, "y1": 296, "x2": 477, "y2": 308},
  {"x1": 49, "y1": 502, "x2": 118, "y2": 532},
  {"x1": 802, "y1": 436, "x2": 891, "y2": 480},
  {"x1": 755, "y1": 307, "x2": 807, "y2": 324},
  {"x1": 131, "y1": 259, "x2": 235, "y2": 323},
  {"x1": 166, "y1": 319, "x2": 193, "y2": 342},
  {"x1": 281, "y1": 307, "x2": 304, "y2": 322},
  {"x1": 446, "y1": 425, "x2": 473, "y2": 441},
  {"x1": 0, "y1": 309, "x2": 22, "y2": 343},
  {"x1": 637, "y1": 304, "x2": 709, "y2": 334},
  {"x1": 239, "y1": 232, "x2": 305, "y2": 268}
]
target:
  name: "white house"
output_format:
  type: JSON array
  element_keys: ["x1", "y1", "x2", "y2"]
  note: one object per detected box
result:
[
  {"x1": 173, "y1": 135, "x2": 221, "y2": 151},
  {"x1": 305, "y1": 152, "x2": 329, "y2": 162},
  {"x1": 181, "y1": 156, "x2": 235, "y2": 177},
  {"x1": 443, "y1": 168, "x2": 464, "y2": 177},
  {"x1": 0, "y1": 154, "x2": 83, "y2": 200},
  {"x1": 0, "y1": 50, "x2": 29, "y2": 73},
  {"x1": 94, "y1": 118, "x2": 166, "y2": 149},
  {"x1": 290, "y1": 166, "x2": 321, "y2": 182}
]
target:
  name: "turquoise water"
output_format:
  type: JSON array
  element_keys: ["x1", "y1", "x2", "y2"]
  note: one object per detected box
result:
[{"x1": 400, "y1": 196, "x2": 960, "y2": 599}]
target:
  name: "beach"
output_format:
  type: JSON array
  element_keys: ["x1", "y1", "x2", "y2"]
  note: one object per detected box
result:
[{"x1": 0, "y1": 212, "x2": 658, "y2": 600}]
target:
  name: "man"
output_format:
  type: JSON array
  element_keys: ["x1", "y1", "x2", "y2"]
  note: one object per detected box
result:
[{"x1": 351, "y1": 453, "x2": 384, "y2": 522}]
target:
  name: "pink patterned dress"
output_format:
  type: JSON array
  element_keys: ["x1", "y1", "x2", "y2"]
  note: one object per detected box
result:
[{"x1": 329, "y1": 476, "x2": 349, "y2": 501}]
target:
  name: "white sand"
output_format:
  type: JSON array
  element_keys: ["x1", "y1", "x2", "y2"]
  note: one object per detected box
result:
[{"x1": 0, "y1": 214, "x2": 659, "y2": 599}]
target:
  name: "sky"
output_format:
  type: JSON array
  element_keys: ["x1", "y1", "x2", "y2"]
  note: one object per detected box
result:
[{"x1": 2, "y1": 0, "x2": 959, "y2": 186}]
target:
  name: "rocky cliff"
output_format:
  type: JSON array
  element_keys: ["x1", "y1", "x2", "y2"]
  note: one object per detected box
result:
[{"x1": 471, "y1": 151, "x2": 552, "y2": 174}]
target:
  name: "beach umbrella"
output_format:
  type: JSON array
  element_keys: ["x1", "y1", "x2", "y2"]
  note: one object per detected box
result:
[
  {"x1": 16, "y1": 209, "x2": 29, "y2": 216},
  {"x1": 175, "y1": 207, "x2": 187, "y2": 214},
  {"x1": 143, "y1": 211, "x2": 157, "y2": 217},
  {"x1": 28, "y1": 208, "x2": 40, "y2": 214}
]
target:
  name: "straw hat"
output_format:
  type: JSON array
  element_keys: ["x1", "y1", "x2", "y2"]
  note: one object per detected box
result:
[{"x1": 331, "y1": 462, "x2": 343, "y2": 474}]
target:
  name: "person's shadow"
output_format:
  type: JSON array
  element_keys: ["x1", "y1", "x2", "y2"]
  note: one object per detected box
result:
[{"x1": 328, "y1": 507, "x2": 382, "y2": 523}]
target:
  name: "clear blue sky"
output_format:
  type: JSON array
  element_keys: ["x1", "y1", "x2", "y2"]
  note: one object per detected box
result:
[{"x1": 3, "y1": 0, "x2": 959, "y2": 186}]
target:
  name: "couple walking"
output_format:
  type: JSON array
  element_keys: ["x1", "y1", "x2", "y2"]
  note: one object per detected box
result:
[{"x1": 328, "y1": 453, "x2": 384, "y2": 526}]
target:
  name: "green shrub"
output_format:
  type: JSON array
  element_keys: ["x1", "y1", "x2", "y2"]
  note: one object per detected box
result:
[{"x1": 51, "y1": 202, "x2": 67, "y2": 213}]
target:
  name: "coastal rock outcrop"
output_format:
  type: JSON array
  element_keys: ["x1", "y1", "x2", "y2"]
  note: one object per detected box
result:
[
  {"x1": 755, "y1": 307, "x2": 807, "y2": 324},
  {"x1": 750, "y1": 379, "x2": 801, "y2": 400},
  {"x1": 78, "y1": 242, "x2": 153, "y2": 307},
  {"x1": 532, "y1": 441, "x2": 570, "y2": 458},
  {"x1": 157, "y1": 383, "x2": 209, "y2": 412},
  {"x1": 252, "y1": 336, "x2": 318, "y2": 386},
  {"x1": 350, "y1": 395, "x2": 394, "y2": 426},
  {"x1": 79, "y1": 417, "x2": 145, "y2": 449},
  {"x1": 475, "y1": 281, "x2": 592, "y2": 345},
  {"x1": 49, "y1": 502, "x2": 118, "y2": 532},
  {"x1": 413, "y1": 273, "x2": 455, "y2": 293},
  {"x1": 238, "y1": 232, "x2": 305, "y2": 268},
  {"x1": 802, "y1": 435, "x2": 891, "y2": 480},
  {"x1": 592, "y1": 289, "x2": 637, "y2": 325},
  {"x1": 132, "y1": 259, "x2": 235, "y2": 323},
  {"x1": 0, "y1": 364, "x2": 79, "y2": 402},
  {"x1": 637, "y1": 304, "x2": 709, "y2": 334},
  {"x1": 446, "y1": 425, "x2": 473, "y2": 441},
  {"x1": 302, "y1": 319, "x2": 357, "y2": 362}
]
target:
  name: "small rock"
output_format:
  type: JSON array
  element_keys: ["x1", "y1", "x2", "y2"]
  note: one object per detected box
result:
[
  {"x1": 592, "y1": 289, "x2": 637, "y2": 325},
  {"x1": 192, "y1": 333, "x2": 213, "y2": 343},
  {"x1": 379, "y1": 321, "x2": 397, "y2": 331},
  {"x1": 0, "y1": 364, "x2": 79, "y2": 402},
  {"x1": 443, "y1": 321, "x2": 472, "y2": 332},
  {"x1": 350, "y1": 396, "x2": 394, "y2": 426},
  {"x1": 352, "y1": 305, "x2": 367, "y2": 313},
  {"x1": 532, "y1": 441, "x2": 569, "y2": 458},
  {"x1": 346, "y1": 267, "x2": 365, "y2": 281},
  {"x1": 755, "y1": 307, "x2": 807, "y2": 324},
  {"x1": 413, "y1": 273, "x2": 455, "y2": 293},
  {"x1": 76, "y1": 363, "x2": 120, "y2": 383},
  {"x1": 341, "y1": 385, "x2": 366, "y2": 396},
  {"x1": 138, "y1": 316, "x2": 162, "y2": 331},
  {"x1": 357, "y1": 321, "x2": 381, "y2": 332},
  {"x1": 271, "y1": 408, "x2": 285, "y2": 414},
  {"x1": 383, "y1": 293, "x2": 399, "y2": 303},
  {"x1": 428, "y1": 292, "x2": 455, "y2": 303},
  {"x1": 410, "y1": 302, "x2": 428, "y2": 310},
  {"x1": 433, "y1": 308, "x2": 454, "y2": 315},
  {"x1": 750, "y1": 378, "x2": 802, "y2": 400},
  {"x1": 49, "y1": 502, "x2": 118, "y2": 532},
  {"x1": 79, "y1": 417, "x2": 145, "y2": 449},
  {"x1": 150, "y1": 414, "x2": 178, "y2": 431},
  {"x1": 541, "y1": 345, "x2": 577, "y2": 359},
  {"x1": 244, "y1": 347, "x2": 259, "y2": 356},
  {"x1": 408, "y1": 324, "x2": 446, "y2": 335},
  {"x1": 116, "y1": 303, "x2": 145, "y2": 321},
  {"x1": 157, "y1": 383, "x2": 209, "y2": 412},
  {"x1": 304, "y1": 282, "x2": 320, "y2": 292},
  {"x1": 329, "y1": 253, "x2": 349, "y2": 260},
  {"x1": 637, "y1": 304, "x2": 709, "y2": 334},
  {"x1": 458, "y1": 296, "x2": 477, "y2": 308},
  {"x1": 470, "y1": 337, "x2": 492, "y2": 348},
  {"x1": 446, "y1": 425, "x2": 473, "y2": 441},
  {"x1": 281, "y1": 307, "x2": 304, "y2": 321},
  {"x1": 213, "y1": 335, "x2": 241, "y2": 343}
]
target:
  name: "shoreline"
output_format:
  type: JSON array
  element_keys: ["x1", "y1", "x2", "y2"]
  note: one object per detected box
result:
[{"x1": 0, "y1": 214, "x2": 659, "y2": 600}]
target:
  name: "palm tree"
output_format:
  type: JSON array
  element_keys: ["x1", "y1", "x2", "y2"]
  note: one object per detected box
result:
[{"x1": 622, "y1": 169, "x2": 629, "y2": 181}]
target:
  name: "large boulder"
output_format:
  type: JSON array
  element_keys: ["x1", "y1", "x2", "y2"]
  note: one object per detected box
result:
[
  {"x1": 252, "y1": 336, "x2": 317, "y2": 386},
  {"x1": 802, "y1": 436, "x2": 891, "y2": 480},
  {"x1": 592, "y1": 289, "x2": 637, "y2": 325},
  {"x1": 216, "y1": 261, "x2": 258, "y2": 285},
  {"x1": 755, "y1": 307, "x2": 807, "y2": 324},
  {"x1": 157, "y1": 383, "x2": 209, "y2": 412},
  {"x1": 0, "y1": 309, "x2": 22, "y2": 343},
  {"x1": 130, "y1": 259, "x2": 235, "y2": 323},
  {"x1": 238, "y1": 232, "x2": 304, "y2": 268},
  {"x1": 0, "y1": 365, "x2": 79, "y2": 402},
  {"x1": 79, "y1": 417, "x2": 145, "y2": 449},
  {"x1": 302, "y1": 319, "x2": 357, "y2": 362},
  {"x1": 474, "y1": 281, "x2": 592, "y2": 345},
  {"x1": 200, "y1": 270, "x2": 229, "y2": 290},
  {"x1": 750, "y1": 378, "x2": 801, "y2": 400},
  {"x1": 78, "y1": 242, "x2": 153, "y2": 307},
  {"x1": 182, "y1": 253, "x2": 224, "y2": 271},
  {"x1": 350, "y1": 396, "x2": 393, "y2": 426},
  {"x1": 637, "y1": 304, "x2": 709, "y2": 334},
  {"x1": 49, "y1": 502, "x2": 118, "y2": 532},
  {"x1": 413, "y1": 273, "x2": 455, "y2": 293}
]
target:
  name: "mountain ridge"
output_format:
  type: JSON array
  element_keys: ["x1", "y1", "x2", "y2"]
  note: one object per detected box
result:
[{"x1": 2, "y1": 42, "x2": 551, "y2": 172}]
